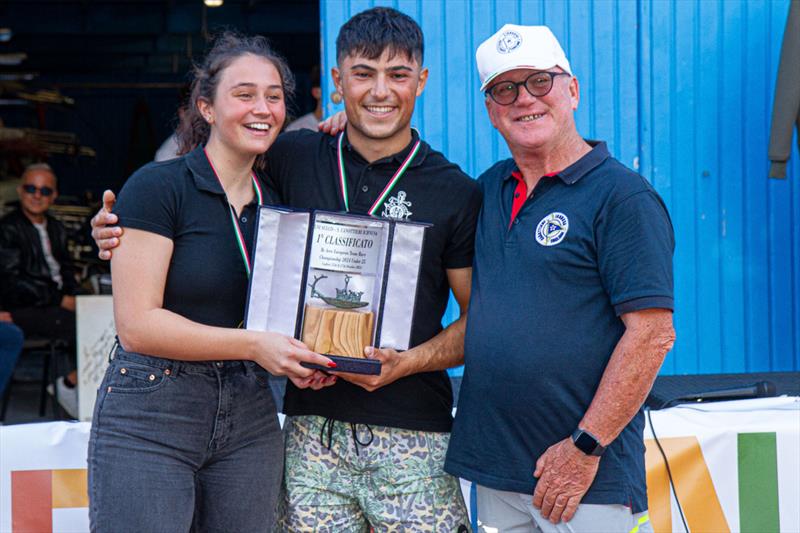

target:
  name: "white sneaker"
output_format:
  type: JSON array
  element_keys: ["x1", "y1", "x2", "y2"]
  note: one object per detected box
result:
[{"x1": 48, "y1": 377, "x2": 79, "y2": 419}]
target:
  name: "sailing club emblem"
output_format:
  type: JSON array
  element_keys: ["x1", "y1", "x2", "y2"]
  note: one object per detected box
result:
[
  {"x1": 381, "y1": 191, "x2": 413, "y2": 220},
  {"x1": 535, "y1": 212, "x2": 569, "y2": 246},
  {"x1": 497, "y1": 31, "x2": 522, "y2": 54}
]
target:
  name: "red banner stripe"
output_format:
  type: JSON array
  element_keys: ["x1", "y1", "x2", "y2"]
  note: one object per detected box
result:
[{"x1": 12, "y1": 470, "x2": 52, "y2": 533}]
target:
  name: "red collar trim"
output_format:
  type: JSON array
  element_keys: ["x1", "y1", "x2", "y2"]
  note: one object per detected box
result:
[{"x1": 508, "y1": 170, "x2": 561, "y2": 227}]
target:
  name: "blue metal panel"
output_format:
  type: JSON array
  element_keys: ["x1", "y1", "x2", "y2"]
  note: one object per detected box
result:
[
  {"x1": 767, "y1": 2, "x2": 797, "y2": 371},
  {"x1": 737, "y1": 1, "x2": 767, "y2": 371},
  {"x1": 793, "y1": 149, "x2": 800, "y2": 367},
  {"x1": 718, "y1": 0, "x2": 747, "y2": 373},
  {"x1": 321, "y1": 0, "x2": 800, "y2": 374}
]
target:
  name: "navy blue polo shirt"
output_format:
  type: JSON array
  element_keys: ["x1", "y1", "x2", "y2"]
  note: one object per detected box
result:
[
  {"x1": 114, "y1": 146, "x2": 276, "y2": 329},
  {"x1": 444, "y1": 142, "x2": 674, "y2": 513}
]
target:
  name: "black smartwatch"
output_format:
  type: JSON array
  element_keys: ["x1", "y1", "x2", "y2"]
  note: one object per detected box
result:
[{"x1": 571, "y1": 428, "x2": 606, "y2": 456}]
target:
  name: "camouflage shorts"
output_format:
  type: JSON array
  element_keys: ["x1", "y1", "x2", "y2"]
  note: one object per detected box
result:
[{"x1": 277, "y1": 415, "x2": 471, "y2": 532}]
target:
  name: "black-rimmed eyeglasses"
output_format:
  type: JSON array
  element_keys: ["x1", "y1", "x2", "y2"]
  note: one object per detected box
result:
[
  {"x1": 485, "y1": 71, "x2": 571, "y2": 105},
  {"x1": 22, "y1": 184, "x2": 54, "y2": 196}
]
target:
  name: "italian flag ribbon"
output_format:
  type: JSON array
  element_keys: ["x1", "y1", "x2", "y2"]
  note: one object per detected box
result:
[
  {"x1": 204, "y1": 148, "x2": 263, "y2": 277},
  {"x1": 336, "y1": 131, "x2": 421, "y2": 216}
]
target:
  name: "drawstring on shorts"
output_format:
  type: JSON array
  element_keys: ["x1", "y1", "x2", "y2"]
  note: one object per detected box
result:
[{"x1": 319, "y1": 417, "x2": 374, "y2": 456}]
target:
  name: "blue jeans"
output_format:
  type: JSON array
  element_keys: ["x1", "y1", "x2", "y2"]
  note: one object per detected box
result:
[
  {"x1": 0, "y1": 322, "x2": 23, "y2": 396},
  {"x1": 88, "y1": 346, "x2": 283, "y2": 532}
]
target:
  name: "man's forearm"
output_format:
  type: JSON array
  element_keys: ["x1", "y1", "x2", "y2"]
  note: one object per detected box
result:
[
  {"x1": 579, "y1": 309, "x2": 675, "y2": 445},
  {"x1": 399, "y1": 314, "x2": 466, "y2": 376}
]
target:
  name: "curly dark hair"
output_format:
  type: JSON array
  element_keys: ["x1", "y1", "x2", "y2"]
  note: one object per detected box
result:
[{"x1": 176, "y1": 32, "x2": 295, "y2": 169}]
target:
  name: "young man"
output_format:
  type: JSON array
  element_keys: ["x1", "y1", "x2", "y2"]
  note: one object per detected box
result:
[
  {"x1": 91, "y1": 8, "x2": 479, "y2": 531},
  {"x1": 445, "y1": 25, "x2": 675, "y2": 533}
]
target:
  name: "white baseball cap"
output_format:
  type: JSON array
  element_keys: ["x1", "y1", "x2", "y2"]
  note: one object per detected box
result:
[{"x1": 476, "y1": 24, "x2": 572, "y2": 92}]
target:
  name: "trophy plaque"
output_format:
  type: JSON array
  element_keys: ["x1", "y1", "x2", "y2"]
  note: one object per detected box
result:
[{"x1": 244, "y1": 208, "x2": 428, "y2": 375}]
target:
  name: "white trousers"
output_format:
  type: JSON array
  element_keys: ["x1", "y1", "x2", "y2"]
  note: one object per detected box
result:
[{"x1": 476, "y1": 485, "x2": 653, "y2": 533}]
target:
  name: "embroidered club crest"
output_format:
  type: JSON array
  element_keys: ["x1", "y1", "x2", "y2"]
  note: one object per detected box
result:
[
  {"x1": 497, "y1": 31, "x2": 522, "y2": 54},
  {"x1": 535, "y1": 212, "x2": 569, "y2": 246},
  {"x1": 381, "y1": 191, "x2": 413, "y2": 220}
]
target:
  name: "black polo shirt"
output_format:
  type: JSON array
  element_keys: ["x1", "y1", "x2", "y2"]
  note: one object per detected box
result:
[
  {"x1": 264, "y1": 129, "x2": 482, "y2": 432},
  {"x1": 445, "y1": 142, "x2": 674, "y2": 512},
  {"x1": 114, "y1": 146, "x2": 275, "y2": 328}
]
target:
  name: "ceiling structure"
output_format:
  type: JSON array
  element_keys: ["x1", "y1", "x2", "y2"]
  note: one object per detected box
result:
[{"x1": 0, "y1": 0, "x2": 320, "y2": 84}]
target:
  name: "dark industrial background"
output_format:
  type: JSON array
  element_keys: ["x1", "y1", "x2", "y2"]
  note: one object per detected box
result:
[{"x1": 0, "y1": 0, "x2": 320, "y2": 198}]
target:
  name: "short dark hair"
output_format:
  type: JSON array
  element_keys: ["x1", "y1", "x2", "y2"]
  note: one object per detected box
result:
[{"x1": 336, "y1": 7, "x2": 423, "y2": 66}]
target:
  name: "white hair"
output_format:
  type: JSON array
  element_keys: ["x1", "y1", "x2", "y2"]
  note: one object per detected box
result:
[
  {"x1": 21, "y1": 163, "x2": 57, "y2": 185},
  {"x1": 23, "y1": 162, "x2": 54, "y2": 174}
]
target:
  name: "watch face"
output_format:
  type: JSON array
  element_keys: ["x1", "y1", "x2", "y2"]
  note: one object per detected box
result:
[
  {"x1": 572, "y1": 430, "x2": 605, "y2": 456},
  {"x1": 573, "y1": 431, "x2": 596, "y2": 454}
]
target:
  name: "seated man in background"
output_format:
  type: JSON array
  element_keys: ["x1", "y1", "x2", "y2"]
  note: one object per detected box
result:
[{"x1": 0, "y1": 163, "x2": 80, "y2": 417}]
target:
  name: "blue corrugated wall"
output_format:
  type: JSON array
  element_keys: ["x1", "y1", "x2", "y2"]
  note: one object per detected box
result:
[{"x1": 320, "y1": 0, "x2": 800, "y2": 375}]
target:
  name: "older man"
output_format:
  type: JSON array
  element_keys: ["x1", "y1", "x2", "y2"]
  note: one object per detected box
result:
[
  {"x1": 445, "y1": 25, "x2": 675, "y2": 533},
  {"x1": 0, "y1": 163, "x2": 80, "y2": 417}
]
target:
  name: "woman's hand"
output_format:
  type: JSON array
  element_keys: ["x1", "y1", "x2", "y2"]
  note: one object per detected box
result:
[
  {"x1": 253, "y1": 332, "x2": 337, "y2": 384},
  {"x1": 289, "y1": 371, "x2": 337, "y2": 390}
]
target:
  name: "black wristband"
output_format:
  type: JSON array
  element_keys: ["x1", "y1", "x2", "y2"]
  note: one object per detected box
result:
[{"x1": 571, "y1": 428, "x2": 606, "y2": 456}]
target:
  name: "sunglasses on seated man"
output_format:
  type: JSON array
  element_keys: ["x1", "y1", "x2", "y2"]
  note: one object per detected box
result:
[
  {"x1": 485, "y1": 70, "x2": 571, "y2": 105},
  {"x1": 22, "y1": 184, "x2": 55, "y2": 197}
]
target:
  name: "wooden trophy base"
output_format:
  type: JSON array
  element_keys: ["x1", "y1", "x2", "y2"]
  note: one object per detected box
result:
[{"x1": 300, "y1": 305, "x2": 381, "y2": 375}]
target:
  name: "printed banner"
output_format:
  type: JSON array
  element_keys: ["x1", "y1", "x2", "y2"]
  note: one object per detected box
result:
[
  {"x1": 0, "y1": 422, "x2": 91, "y2": 532},
  {"x1": 2, "y1": 398, "x2": 798, "y2": 532},
  {"x1": 643, "y1": 397, "x2": 800, "y2": 533}
]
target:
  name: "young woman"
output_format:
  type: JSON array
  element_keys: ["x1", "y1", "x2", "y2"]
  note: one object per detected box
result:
[{"x1": 87, "y1": 33, "x2": 335, "y2": 532}]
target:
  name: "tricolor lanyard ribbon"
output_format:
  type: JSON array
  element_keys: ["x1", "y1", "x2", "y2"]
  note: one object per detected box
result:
[
  {"x1": 204, "y1": 148, "x2": 263, "y2": 278},
  {"x1": 336, "y1": 131, "x2": 421, "y2": 215}
]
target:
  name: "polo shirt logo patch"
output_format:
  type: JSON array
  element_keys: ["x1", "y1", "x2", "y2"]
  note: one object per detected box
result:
[
  {"x1": 535, "y1": 212, "x2": 569, "y2": 246},
  {"x1": 381, "y1": 190, "x2": 413, "y2": 220}
]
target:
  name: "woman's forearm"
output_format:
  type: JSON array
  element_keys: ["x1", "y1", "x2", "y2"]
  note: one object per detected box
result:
[
  {"x1": 116, "y1": 307, "x2": 258, "y2": 362},
  {"x1": 111, "y1": 228, "x2": 334, "y2": 377}
]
